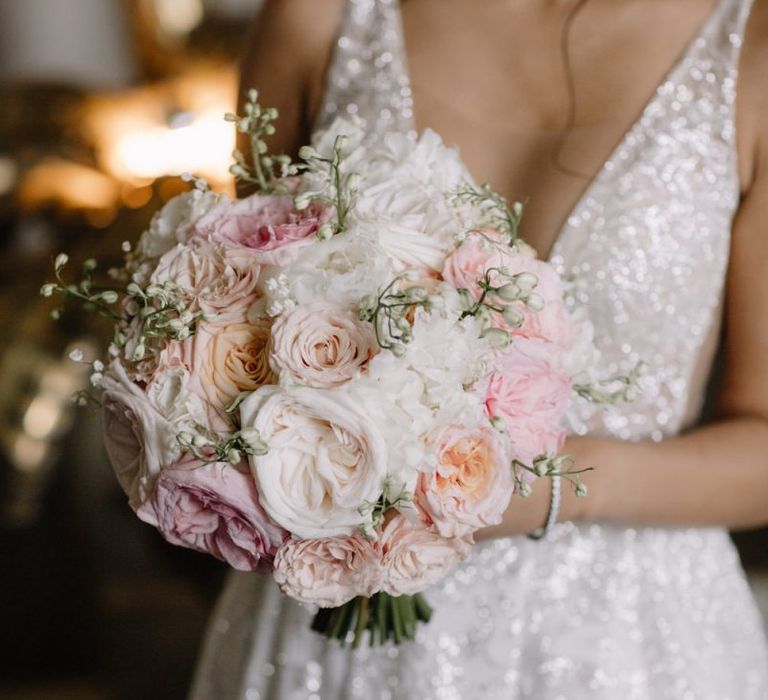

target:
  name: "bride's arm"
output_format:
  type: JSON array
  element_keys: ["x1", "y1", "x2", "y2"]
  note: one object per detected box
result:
[
  {"x1": 236, "y1": 0, "x2": 344, "y2": 164},
  {"x1": 485, "y1": 10, "x2": 768, "y2": 538}
]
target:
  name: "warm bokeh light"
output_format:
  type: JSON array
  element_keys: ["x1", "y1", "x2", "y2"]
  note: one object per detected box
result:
[
  {"x1": 85, "y1": 66, "x2": 237, "y2": 188},
  {"x1": 153, "y1": 0, "x2": 205, "y2": 37},
  {"x1": 18, "y1": 158, "x2": 120, "y2": 211}
]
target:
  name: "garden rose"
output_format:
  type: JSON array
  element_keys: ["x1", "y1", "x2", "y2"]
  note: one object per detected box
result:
[
  {"x1": 240, "y1": 386, "x2": 388, "y2": 539},
  {"x1": 485, "y1": 340, "x2": 571, "y2": 464},
  {"x1": 270, "y1": 303, "x2": 377, "y2": 387},
  {"x1": 442, "y1": 233, "x2": 569, "y2": 346},
  {"x1": 416, "y1": 425, "x2": 514, "y2": 538},
  {"x1": 273, "y1": 535, "x2": 383, "y2": 607},
  {"x1": 151, "y1": 239, "x2": 261, "y2": 323},
  {"x1": 380, "y1": 515, "x2": 470, "y2": 596},
  {"x1": 101, "y1": 360, "x2": 179, "y2": 515},
  {"x1": 190, "y1": 316, "x2": 276, "y2": 411},
  {"x1": 138, "y1": 457, "x2": 286, "y2": 571},
  {"x1": 194, "y1": 192, "x2": 333, "y2": 266}
]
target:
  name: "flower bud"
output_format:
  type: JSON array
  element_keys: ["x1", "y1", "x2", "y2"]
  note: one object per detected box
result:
[
  {"x1": 525, "y1": 293, "x2": 545, "y2": 311},
  {"x1": 68, "y1": 349, "x2": 84, "y2": 362},
  {"x1": 490, "y1": 416, "x2": 506, "y2": 432},
  {"x1": 518, "y1": 481, "x2": 532, "y2": 498},
  {"x1": 390, "y1": 342, "x2": 407, "y2": 358},
  {"x1": 54, "y1": 253, "x2": 69, "y2": 270},
  {"x1": 481, "y1": 327, "x2": 512, "y2": 349},
  {"x1": 298, "y1": 145, "x2": 318, "y2": 160},
  {"x1": 40, "y1": 283, "x2": 56, "y2": 297},
  {"x1": 575, "y1": 482, "x2": 588, "y2": 498},
  {"x1": 502, "y1": 306, "x2": 525, "y2": 328},
  {"x1": 100, "y1": 291, "x2": 119, "y2": 304},
  {"x1": 316, "y1": 223, "x2": 334, "y2": 240},
  {"x1": 495, "y1": 283, "x2": 521, "y2": 302}
]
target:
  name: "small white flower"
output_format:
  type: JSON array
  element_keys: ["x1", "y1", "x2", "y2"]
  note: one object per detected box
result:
[
  {"x1": 121, "y1": 240, "x2": 132, "y2": 252},
  {"x1": 526, "y1": 293, "x2": 545, "y2": 311},
  {"x1": 54, "y1": 253, "x2": 69, "y2": 270},
  {"x1": 40, "y1": 283, "x2": 56, "y2": 297},
  {"x1": 518, "y1": 481, "x2": 532, "y2": 498},
  {"x1": 93, "y1": 360, "x2": 104, "y2": 372},
  {"x1": 68, "y1": 349, "x2": 84, "y2": 362}
]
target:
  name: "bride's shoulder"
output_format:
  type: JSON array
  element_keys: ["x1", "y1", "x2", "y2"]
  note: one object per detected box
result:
[{"x1": 248, "y1": 0, "x2": 345, "y2": 54}]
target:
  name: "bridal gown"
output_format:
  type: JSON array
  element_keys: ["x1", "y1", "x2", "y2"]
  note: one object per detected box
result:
[{"x1": 190, "y1": 0, "x2": 768, "y2": 697}]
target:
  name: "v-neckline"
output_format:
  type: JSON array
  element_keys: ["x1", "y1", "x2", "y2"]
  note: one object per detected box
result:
[{"x1": 393, "y1": 0, "x2": 728, "y2": 262}]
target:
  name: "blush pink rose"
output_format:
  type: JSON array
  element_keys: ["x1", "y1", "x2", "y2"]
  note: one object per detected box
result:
[
  {"x1": 442, "y1": 231, "x2": 569, "y2": 346},
  {"x1": 380, "y1": 515, "x2": 470, "y2": 596},
  {"x1": 151, "y1": 239, "x2": 261, "y2": 323},
  {"x1": 269, "y1": 303, "x2": 377, "y2": 388},
  {"x1": 137, "y1": 457, "x2": 287, "y2": 571},
  {"x1": 194, "y1": 193, "x2": 333, "y2": 266},
  {"x1": 484, "y1": 339, "x2": 571, "y2": 465},
  {"x1": 415, "y1": 426, "x2": 514, "y2": 538},
  {"x1": 273, "y1": 535, "x2": 383, "y2": 607}
]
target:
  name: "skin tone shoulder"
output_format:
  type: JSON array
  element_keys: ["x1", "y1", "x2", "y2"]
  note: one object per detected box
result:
[{"x1": 240, "y1": 0, "x2": 768, "y2": 535}]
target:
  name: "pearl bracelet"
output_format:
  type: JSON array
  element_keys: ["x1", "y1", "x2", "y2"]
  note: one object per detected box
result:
[{"x1": 528, "y1": 476, "x2": 561, "y2": 541}]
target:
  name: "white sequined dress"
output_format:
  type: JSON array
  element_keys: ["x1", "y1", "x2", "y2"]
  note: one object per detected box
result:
[{"x1": 189, "y1": 0, "x2": 768, "y2": 697}]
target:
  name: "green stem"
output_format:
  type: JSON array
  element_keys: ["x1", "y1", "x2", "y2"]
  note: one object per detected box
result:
[{"x1": 352, "y1": 596, "x2": 369, "y2": 650}]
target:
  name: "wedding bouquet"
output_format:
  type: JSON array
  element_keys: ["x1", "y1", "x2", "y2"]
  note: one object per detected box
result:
[{"x1": 43, "y1": 91, "x2": 637, "y2": 647}]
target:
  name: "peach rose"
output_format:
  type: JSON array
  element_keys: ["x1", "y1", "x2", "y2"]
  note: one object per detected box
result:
[
  {"x1": 442, "y1": 232, "x2": 569, "y2": 346},
  {"x1": 380, "y1": 515, "x2": 470, "y2": 596},
  {"x1": 190, "y1": 316, "x2": 276, "y2": 412},
  {"x1": 138, "y1": 457, "x2": 287, "y2": 571},
  {"x1": 415, "y1": 426, "x2": 514, "y2": 538},
  {"x1": 485, "y1": 339, "x2": 571, "y2": 464},
  {"x1": 269, "y1": 303, "x2": 377, "y2": 388},
  {"x1": 273, "y1": 535, "x2": 383, "y2": 607},
  {"x1": 194, "y1": 193, "x2": 333, "y2": 266}
]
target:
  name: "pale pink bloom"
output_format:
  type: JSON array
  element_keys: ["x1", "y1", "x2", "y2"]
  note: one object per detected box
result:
[
  {"x1": 380, "y1": 514, "x2": 470, "y2": 596},
  {"x1": 442, "y1": 231, "x2": 569, "y2": 346},
  {"x1": 151, "y1": 239, "x2": 261, "y2": 323},
  {"x1": 101, "y1": 360, "x2": 177, "y2": 514},
  {"x1": 484, "y1": 339, "x2": 571, "y2": 465},
  {"x1": 194, "y1": 193, "x2": 333, "y2": 266},
  {"x1": 415, "y1": 425, "x2": 514, "y2": 538},
  {"x1": 273, "y1": 535, "x2": 383, "y2": 607},
  {"x1": 269, "y1": 303, "x2": 377, "y2": 388},
  {"x1": 138, "y1": 457, "x2": 287, "y2": 571}
]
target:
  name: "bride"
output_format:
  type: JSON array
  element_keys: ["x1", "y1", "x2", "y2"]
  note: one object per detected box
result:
[{"x1": 190, "y1": 0, "x2": 768, "y2": 697}]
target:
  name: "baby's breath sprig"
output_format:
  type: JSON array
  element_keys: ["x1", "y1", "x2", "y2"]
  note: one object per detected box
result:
[
  {"x1": 40, "y1": 254, "x2": 122, "y2": 322},
  {"x1": 450, "y1": 182, "x2": 525, "y2": 246},
  {"x1": 177, "y1": 426, "x2": 269, "y2": 466},
  {"x1": 573, "y1": 360, "x2": 648, "y2": 405},
  {"x1": 512, "y1": 454, "x2": 594, "y2": 498},
  {"x1": 358, "y1": 476, "x2": 414, "y2": 539},
  {"x1": 226, "y1": 89, "x2": 298, "y2": 193},
  {"x1": 114, "y1": 281, "x2": 202, "y2": 362},
  {"x1": 457, "y1": 266, "x2": 542, "y2": 348},
  {"x1": 297, "y1": 135, "x2": 358, "y2": 236},
  {"x1": 357, "y1": 274, "x2": 431, "y2": 355}
]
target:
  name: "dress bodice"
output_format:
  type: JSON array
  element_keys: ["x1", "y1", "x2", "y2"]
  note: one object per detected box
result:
[{"x1": 316, "y1": 0, "x2": 754, "y2": 443}]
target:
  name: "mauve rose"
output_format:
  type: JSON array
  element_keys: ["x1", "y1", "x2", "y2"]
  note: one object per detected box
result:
[
  {"x1": 485, "y1": 339, "x2": 571, "y2": 465},
  {"x1": 138, "y1": 457, "x2": 286, "y2": 571},
  {"x1": 380, "y1": 515, "x2": 470, "y2": 596},
  {"x1": 273, "y1": 535, "x2": 383, "y2": 607},
  {"x1": 101, "y1": 360, "x2": 178, "y2": 517},
  {"x1": 442, "y1": 232, "x2": 569, "y2": 346},
  {"x1": 415, "y1": 425, "x2": 514, "y2": 538},
  {"x1": 270, "y1": 303, "x2": 377, "y2": 388},
  {"x1": 194, "y1": 193, "x2": 333, "y2": 266}
]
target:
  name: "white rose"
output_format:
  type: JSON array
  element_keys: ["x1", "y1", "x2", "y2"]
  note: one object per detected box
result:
[
  {"x1": 273, "y1": 228, "x2": 395, "y2": 308},
  {"x1": 145, "y1": 364, "x2": 211, "y2": 437},
  {"x1": 240, "y1": 386, "x2": 388, "y2": 539},
  {"x1": 101, "y1": 360, "x2": 179, "y2": 519},
  {"x1": 136, "y1": 189, "x2": 219, "y2": 263},
  {"x1": 380, "y1": 514, "x2": 470, "y2": 596},
  {"x1": 270, "y1": 303, "x2": 377, "y2": 388}
]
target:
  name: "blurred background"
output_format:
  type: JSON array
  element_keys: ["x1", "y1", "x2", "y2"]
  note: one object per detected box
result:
[
  {"x1": 0, "y1": 2, "x2": 767, "y2": 699},
  {"x1": 0, "y1": 1, "x2": 262, "y2": 698}
]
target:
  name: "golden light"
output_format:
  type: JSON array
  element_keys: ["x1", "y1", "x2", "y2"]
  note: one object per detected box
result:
[
  {"x1": 18, "y1": 158, "x2": 120, "y2": 211},
  {"x1": 22, "y1": 395, "x2": 64, "y2": 441},
  {"x1": 153, "y1": 0, "x2": 205, "y2": 37},
  {"x1": 84, "y1": 67, "x2": 237, "y2": 189},
  {"x1": 11, "y1": 434, "x2": 50, "y2": 473}
]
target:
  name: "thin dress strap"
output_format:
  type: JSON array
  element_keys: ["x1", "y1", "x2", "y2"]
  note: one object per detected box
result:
[{"x1": 314, "y1": 0, "x2": 414, "y2": 140}]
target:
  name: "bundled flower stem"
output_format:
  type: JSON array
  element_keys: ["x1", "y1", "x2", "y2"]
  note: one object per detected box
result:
[{"x1": 311, "y1": 593, "x2": 432, "y2": 649}]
